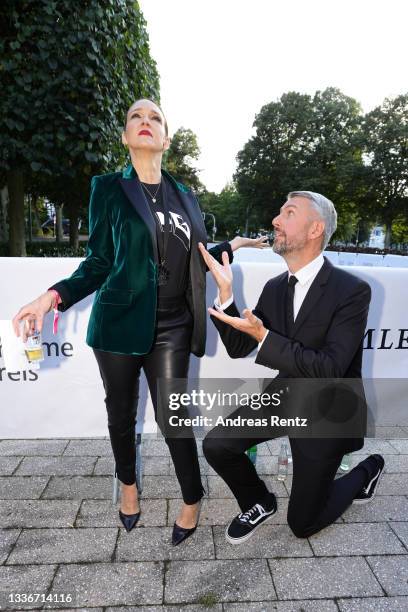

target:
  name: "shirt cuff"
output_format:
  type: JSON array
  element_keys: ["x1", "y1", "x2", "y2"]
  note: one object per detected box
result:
[
  {"x1": 258, "y1": 329, "x2": 269, "y2": 351},
  {"x1": 214, "y1": 293, "x2": 234, "y2": 311}
]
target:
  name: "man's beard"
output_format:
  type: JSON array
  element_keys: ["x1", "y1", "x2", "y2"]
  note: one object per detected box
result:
[{"x1": 273, "y1": 233, "x2": 307, "y2": 255}]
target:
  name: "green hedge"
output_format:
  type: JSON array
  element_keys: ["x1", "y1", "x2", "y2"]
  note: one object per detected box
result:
[{"x1": 0, "y1": 242, "x2": 87, "y2": 257}]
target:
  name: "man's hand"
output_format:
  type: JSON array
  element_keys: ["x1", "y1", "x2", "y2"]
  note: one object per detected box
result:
[
  {"x1": 229, "y1": 235, "x2": 269, "y2": 251},
  {"x1": 198, "y1": 242, "x2": 233, "y2": 303},
  {"x1": 208, "y1": 306, "x2": 268, "y2": 343}
]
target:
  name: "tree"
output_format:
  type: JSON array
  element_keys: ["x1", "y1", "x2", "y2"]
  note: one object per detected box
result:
[
  {"x1": 200, "y1": 183, "x2": 246, "y2": 239},
  {"x1": 165, "y1": 127, "x2": 203, "y2": 192},
  {"x1": 0, "y1": 0, "x2": 160, "y2": 254},
  {"x1": 362, "y1": 94, "x2": 408, "y2": 247},
  {"x1": 234, "y1": 88, "x2": 365, "y2": 241}
]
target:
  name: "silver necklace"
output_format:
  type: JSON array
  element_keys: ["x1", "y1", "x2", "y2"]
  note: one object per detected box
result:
[{"x1": 141, "y1": 179, "x2": 162, "y2": 203}]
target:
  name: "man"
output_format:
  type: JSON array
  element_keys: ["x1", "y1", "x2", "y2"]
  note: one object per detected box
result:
[{"x1": 198, "y1": 191, "x2": 384, "y2": 543}]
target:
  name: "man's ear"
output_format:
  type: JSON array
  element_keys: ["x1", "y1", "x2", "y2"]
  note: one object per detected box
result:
[
  {"x1": 121, "y1": 131, "x2": 128, "y2": 147},
  {"x1": 311, "y1": 219, "x2": 325, "y2": 241}
]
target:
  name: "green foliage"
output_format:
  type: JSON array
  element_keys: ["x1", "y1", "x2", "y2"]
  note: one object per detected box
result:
[
  {"x1": 234, "y1": 88, "x2": 366, "y2": 241},
  {"x1": 362, "y1": 94, "x2": 408, "y2": 236},
  {"x1": 165, "y1": 127, "x2": 203, "y2": 191},
  {"x1": 0, "y1": 0, "x2": 160, "y2": 179},
  {"x1": 200, "y1": 183, "x2": 246, "y2": 237}
]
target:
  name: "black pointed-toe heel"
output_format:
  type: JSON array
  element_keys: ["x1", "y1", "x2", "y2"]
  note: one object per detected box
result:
[
  {"x1": 119, "y1": 509, "x2": 141, "y2": 532},
  {"x1": 172, "y1": 522, "x2": 197, "y2": 546},
  {"x1": 171, "y1": 500, "x2": 202, "y2": 546}
]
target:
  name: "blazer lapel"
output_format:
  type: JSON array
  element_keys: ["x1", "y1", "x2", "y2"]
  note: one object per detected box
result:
[
  {"x1": 291, "y1": 258, "x2": 333, "y2": 336},
  {"x1": 274, "y1": 273, "x2": 289, "y2": 334},
  {"x1": 118, "y1": 166, "x2": 159, "y2": 264},
  {"x1": 162, "y1": 170, "x2": 207, "y2": 246}
]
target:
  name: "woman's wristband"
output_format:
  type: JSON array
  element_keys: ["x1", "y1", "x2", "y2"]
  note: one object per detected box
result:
[{"x1": 47, "y1": 289, "x2": 62, "y2": 334}]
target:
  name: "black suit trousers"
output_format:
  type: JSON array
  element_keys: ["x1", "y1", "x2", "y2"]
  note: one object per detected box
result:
[{"x1": 203, "y1": 406, "x2": 369, "y2": 538}]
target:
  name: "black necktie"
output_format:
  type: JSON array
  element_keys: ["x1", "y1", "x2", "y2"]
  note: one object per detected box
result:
[{"x1": 286, "y1": 275, "x2": 298, "y2": 335}]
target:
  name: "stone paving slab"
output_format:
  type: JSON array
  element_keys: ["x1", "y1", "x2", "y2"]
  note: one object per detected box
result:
[
  {"x1": 105, "y1": 606, "x2": 222, "y2": 612},
  {"x1": 353, "y1": 439, "x2": 401, "y2": 455},
  {"x1": 168, "y1": 497, "x2": 290, "y2": 526},
  {"x1": 0, "y1": 456, "x2": 22, "y2": 475},
  {"x1": 77, "y1": 499, "x2": 167, "y2": 528},
  {"x1": 0, "y1": 476, "x2": 49, "y2": 499},
  {"x1": 207, "y1": 475, "x2": 288, "y2": 498},
  {"x1": 224, "y1": 601, "x2": 338, "y2": 611},
  {"x1": 377, "y1": 473, "x2": 408, "y2": 495},
  {"x1": 15, "y1": 456, "x2": 96, "y2": 476},
  {"x1": 41, "y1": 476, "x2": 112, "y2": 499},
  {"x1": 169, "y1": 456, "x2": 217, "y2": 476},
  {"x1": 366, "y1": 555, "x2": 408, "y2": 595},
  {"x1": 164, "y1": 559, "x2": 276, "y2": 603},
  {"x1": 268, "y1": 557, "x2": 383, "y2": 599},
  {"x1": 338, "y1": 596, "x2": 408, "y2": 611},
  {"x1": 0, "y1": 528, "x2": 20, "y2": 564},
  {"x1": 388, "y1": 439, "x2": 408, "y2": 453},
  {"x1": 116, "y1": 526, "x2": 214, "y2": 561},
  {"x1": 50, "y1": 562, "x2": 164, "y2": 607},
  {"x1": 341, "y1": 495, "x2": 408, "y2": 522},
  {"x1": 0, "y1": 564, "x2": 57, "y2": 610},
  {"x1": 389, "y1": 522, "x2": 408, "y2": 550},
  {"x1": 0, "y1": 500, "x2": 80, "y2": 528},
  {"x1": 63, "y1": 438, "x2": 113, "y2": 456},
  {"x1": 6, "y1": 527, "x2": 118, "y2": 565},
  {"x1": 374, "y1": 427, "x2": 408, "y2": 439},
  {"x1": 309, "y1": 523, "x2": 407, "y2": 556},
  {"x1": 140, "y1": 475, "x2": 209, "y2": 499},
  {"x1": 213, "y1": 524, "x2": 313, "y2": 559},
  {"x1": 382, "y1": 454, "x2": 408, "y2": 472},
  {"x1": 140, "y1": 437, "x2": 172, "y2": 456},
  {"x1": 94, "y1": 455, "x2": 171, "y2": 476},
  {"x1": 0, "y1": 439, "x2": 69, "y2": 456}
]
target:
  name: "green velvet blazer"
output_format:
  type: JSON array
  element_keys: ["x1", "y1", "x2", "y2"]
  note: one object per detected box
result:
[{"x1": 50, "y1": 164, "x2": 233, "y2": 356}]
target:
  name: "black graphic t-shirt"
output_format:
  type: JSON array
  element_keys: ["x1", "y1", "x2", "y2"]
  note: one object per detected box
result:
[{"x1": 141, "y1": 176, "x2": 192, "y2": 298}]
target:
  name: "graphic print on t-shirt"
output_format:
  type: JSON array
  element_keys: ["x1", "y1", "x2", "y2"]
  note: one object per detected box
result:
[{"x1": 154, "y1": 211, "x2": 191, "y2": 251}]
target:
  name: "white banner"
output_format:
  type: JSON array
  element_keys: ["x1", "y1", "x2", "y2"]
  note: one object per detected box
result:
[{"x1": 1, "y1": 256, "x2": 407, "y2": 438}]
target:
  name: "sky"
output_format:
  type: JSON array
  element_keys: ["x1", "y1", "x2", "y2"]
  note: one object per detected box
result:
[{"x1": 139, "y1": 0, "x2": 407, "y2": 193}]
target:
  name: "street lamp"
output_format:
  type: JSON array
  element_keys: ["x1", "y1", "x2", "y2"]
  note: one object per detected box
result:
[{"x1": 202, "y1": 211, "x2": 217, "y2": 242}]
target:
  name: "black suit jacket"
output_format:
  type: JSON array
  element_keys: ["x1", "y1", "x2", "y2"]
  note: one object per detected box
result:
[{"x1": 211, "y1": 257, "x2": 372, "y2": 457}]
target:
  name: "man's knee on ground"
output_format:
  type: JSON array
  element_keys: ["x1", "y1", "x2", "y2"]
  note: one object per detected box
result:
[{"x1": 287, "y1": 511, "x2": 314, "y2": 539}]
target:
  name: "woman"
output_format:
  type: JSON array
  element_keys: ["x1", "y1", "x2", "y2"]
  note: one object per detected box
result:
[{"x1": 12, "y1": 99, "x2": 268, "y2": 545}]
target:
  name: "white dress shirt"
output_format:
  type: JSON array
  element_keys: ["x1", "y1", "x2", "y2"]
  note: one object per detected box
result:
[{"x1": 214, "y1": 253, "x2": 325, "y2": 351}]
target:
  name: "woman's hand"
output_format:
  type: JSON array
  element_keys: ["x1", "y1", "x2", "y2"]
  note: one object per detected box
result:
[
  {"x1": 12, "y1": 291, "x2": 55, "y2": 341},
  {"x1": 229, "y1": 235, "x2": 269, "y2": 251},
  {"x1": 198, "y1": 242, "x2": 233, "y2": 304}
]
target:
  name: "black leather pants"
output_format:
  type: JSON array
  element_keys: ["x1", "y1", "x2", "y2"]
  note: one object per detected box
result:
[{"x1": 93, "y1": 297, "x2": 204, "y2": 505}]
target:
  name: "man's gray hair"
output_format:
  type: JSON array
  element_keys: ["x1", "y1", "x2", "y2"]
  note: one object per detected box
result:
[{"x1": 288, "y1": 191, "x2": 337, "y2": 250}]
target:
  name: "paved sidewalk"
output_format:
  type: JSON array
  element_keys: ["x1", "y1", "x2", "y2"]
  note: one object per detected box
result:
[{"x1": 0, "y1": 432, "x2": 407, "y2": 611}]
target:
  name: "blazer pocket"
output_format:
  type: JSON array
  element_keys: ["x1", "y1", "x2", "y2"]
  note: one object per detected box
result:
[{"x1": 98, "y1": 289, "x2": 132, "y2": 305}]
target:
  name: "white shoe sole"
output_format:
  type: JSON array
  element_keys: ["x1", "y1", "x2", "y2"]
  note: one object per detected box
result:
[
  {"x1": 225, "y1": 510, "x2": 277, "y2": 545},
  {"x1": 352, "y1": 465, "x2": 384, "y2": 505}
]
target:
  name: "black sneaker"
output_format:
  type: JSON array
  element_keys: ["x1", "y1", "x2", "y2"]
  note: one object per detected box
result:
[
  {"x1": 225, "y1": 495, "x2": 277, "y2": 545},
  {"x1": 353, "y1": 454, "x2": 385, "y2": 505}
]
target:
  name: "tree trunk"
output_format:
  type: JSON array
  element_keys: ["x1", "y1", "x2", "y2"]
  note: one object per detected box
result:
[
  {"x1": 31, "y1": 195, "x2": 43, "y2": 236},
  {"x1": 69, "y1": 206, "x2": 79, "y2": 252},
  {"x1": 384, "y1": 221, "x2": 392, "y2": 249},
  {"x1": 244, "y1": 203, "x2": 251, "y2": 237},
  {"x1": 55, "y1": 204, "x2": 64, "y2": 244},
  {"x1": 7, "y1": 168, "x2": 26, "y2": 256},
  {"x1": 0, "y1": 186, "x2": 9, "y2": 243}
]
